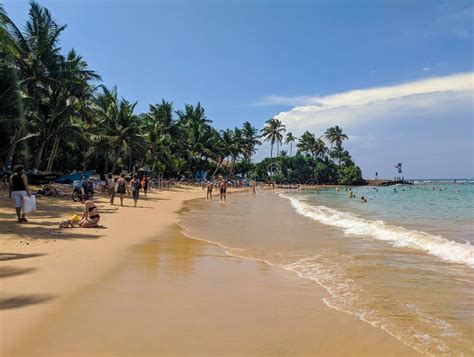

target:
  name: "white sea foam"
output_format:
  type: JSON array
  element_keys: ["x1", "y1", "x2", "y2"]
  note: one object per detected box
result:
[{"x1": 280, "y1": 194, "x2": 474, "y2": 268}]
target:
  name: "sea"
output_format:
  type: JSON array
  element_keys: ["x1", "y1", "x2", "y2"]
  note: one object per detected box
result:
[{"x1": 179, "y1": 180, "x2": 474, "y2": 356}]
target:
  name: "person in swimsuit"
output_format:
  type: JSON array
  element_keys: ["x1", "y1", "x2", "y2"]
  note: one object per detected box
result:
[
  {"x1": 116, "y1": 173, "x2": 127, "y2": 206},
  {"x1": 250, "y1": 180, "x2": 256, "y2": 197},
  {"x1": 207, "y1": 181, "x2": 214, "y2": 200},
  {"x1": 130, "y1": 174, "x2": 140, "y2": 207},
  {"x1": 141, "y1": 175, "x2": 149, "y2": 197},
  {"x1": 79, "y1": 196, "x2": 100, "y2": 228},
  {"x1": 9, "y1": 165, "x2": 31, "y2": 223},
  {"x1": 219, "y1": 180, "x2": 227, "y2": 201}
]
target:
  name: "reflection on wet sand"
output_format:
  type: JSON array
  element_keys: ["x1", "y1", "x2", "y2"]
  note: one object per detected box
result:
[
  {"x1": 10, "y1": 223, "x2": 417, "y2": 356},
  {"x1": 133, "y1": 225, "x2": 206, "y2": 277}
]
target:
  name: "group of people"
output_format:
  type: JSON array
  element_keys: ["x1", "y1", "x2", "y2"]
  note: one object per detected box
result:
[
  {"x1": 109, "y1": 173, "x2": 149, "y2": 207},
  {"x1": 7, "y1": 165, "x2": 152, "y2": 227},
  {"x1": 7, "y1": 165, "x2": 97, "y2": 227},
  {"x1": 205, "y1": 178, "x2": 257, "y2": 201}
]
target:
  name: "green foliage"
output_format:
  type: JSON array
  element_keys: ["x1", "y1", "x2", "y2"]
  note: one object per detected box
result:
[{"x1": 337, "y1": 165, "x2": 363, "y2": 185}]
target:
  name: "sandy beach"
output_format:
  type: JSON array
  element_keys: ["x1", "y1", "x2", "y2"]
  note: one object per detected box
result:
[
  {"x1": 0, "y1": 185, "x2": 204, "y2": 354},
  {"x1": 0, "y1": 185, "x2": 419, "y2": 356}
]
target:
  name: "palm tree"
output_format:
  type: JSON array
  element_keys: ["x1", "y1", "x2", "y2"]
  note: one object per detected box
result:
[
  {"x1": 0, "y1": 63, "x2": 24, "y2": 170},
  {"x1": 285, "y1": 132, "x2": 296, "y2": 156},
  {"x1": 324, "y1": 126, "x2": 348, "y2": 149},
  {"x1": 91, "y1": 86, "x2": 146, "y2": 173},
  {"x1": 43, "y1": 50, "x2": 99, "y2": 172},
  {"x1": 297, "y1": 131, "x2": 316, "y2": 157},
  {"x1": 312, "y1": 137, "x2": 327, "y2": 159},
  {"x1": 1, "y1": 2, "x2": 67, "y2": 170},
  {"x1": 242, "y1": 121, "x2": 261, "y2": 161},
  {"x1": 1, "y1": 2, "x2": 99, "y2": 172},
  {"x1": 260, "y1": 118, "x2": 286, "y2": 158}
]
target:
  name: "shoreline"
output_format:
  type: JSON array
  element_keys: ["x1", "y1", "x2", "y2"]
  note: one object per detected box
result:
[{"x1": 1, "y1": 186, "x2": 418, "y2": 356}]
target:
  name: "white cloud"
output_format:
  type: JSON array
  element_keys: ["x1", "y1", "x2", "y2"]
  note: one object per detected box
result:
[{"x1": 264, "y1": 72, "x2": 473, "y2": 136}]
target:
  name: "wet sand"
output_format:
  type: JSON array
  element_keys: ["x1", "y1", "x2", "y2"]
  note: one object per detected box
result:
[{"x1": 8, "y1": 226, "x2": 417, "y2": 356}]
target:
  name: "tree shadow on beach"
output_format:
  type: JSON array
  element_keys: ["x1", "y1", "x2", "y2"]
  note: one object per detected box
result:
[
  {"x1": 143, "y1": 196, "x2": 171, "y2": 202},
  {"x1": 0, "y1": 253, "x2": 45, "y2": 261},
  {"x1": 0, "y1": 266, "x2": 36, "y2": 278},
  {"x1": 8, "y1": 225, "x2": 103, "y2": 241},
  {"x1": 0, "y1": 294, "x2": 54, "y2": 309}
]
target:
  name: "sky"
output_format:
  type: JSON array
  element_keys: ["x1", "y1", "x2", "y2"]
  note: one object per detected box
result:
[{"x1": 3, "y1": 0, "x2": 474, "y2": 179}]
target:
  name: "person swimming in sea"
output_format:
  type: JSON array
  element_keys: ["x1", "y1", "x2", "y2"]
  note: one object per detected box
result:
[{"x1": 361, "y1": 196, "x2": 368, "y2": 203}]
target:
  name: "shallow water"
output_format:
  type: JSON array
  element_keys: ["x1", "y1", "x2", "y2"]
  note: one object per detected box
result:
[{"x1": 180, "y1": 185, "x2": 474, "y2": 356}]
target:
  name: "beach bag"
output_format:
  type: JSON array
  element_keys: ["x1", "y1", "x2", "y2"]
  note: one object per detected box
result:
[{"x1": 22, "y1": 195, "x2": 37, "y2": 214}]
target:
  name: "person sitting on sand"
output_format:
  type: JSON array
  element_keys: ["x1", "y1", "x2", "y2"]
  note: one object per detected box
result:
[
  {"x1": 9, "y1": 165, "x2": 31, "y2": 223},
  {"x1": 79, "y1": 196, "x2": 100, "y2": 228},
  {"x1": 207, "y1": 181, "x2": 214, "y2": 200},
  {"x1": 38, "y1": 183, "x2": 62, "y2": 197},
  {"x1": 219, "y1": 180, "x2": 227, "y2": 201}
]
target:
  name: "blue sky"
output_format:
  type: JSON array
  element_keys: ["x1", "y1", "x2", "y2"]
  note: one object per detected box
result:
[{"x1": 3, "y1": 0, "x2": 473, "y2": 178}]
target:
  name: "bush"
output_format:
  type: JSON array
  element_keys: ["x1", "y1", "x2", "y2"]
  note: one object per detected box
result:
[{"x1": 337, "y1": 165, "x2": 363, "y2": 185}]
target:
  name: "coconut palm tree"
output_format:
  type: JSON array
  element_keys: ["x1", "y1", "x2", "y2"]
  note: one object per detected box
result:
[
  {"x1": 1, "y1": 2, "x2": 67, "y2": 169},
  {"x1": 312, "y1": 137, "x2": 328, "y2": 159},
  {"x1": 242, "y1": 121, "x2": 261, "y2": 161},
  {"x1": 91, "y1": 86, "x2": 146, "y2": 173},
  {"x1": 297, "y1": 131, "x2": 316, "y2": 157},
  {"x1": 285, "y1": 132, "x2": 296, "y2": 156},
  {"x1": 324, "y1": 126, "x2": 348, "y2": 149},
  {"x1": 260, "y1": 118, "x2": 286, "y2": 158}
]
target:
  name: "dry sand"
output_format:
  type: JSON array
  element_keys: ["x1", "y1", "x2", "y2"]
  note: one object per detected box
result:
[{"x1": 0, "y1": 185, "x2": 418, "y2": 356}]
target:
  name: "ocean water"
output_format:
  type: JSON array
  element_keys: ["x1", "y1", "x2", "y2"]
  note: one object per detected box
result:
[{"x1": 179, "y1": 182, "x2": 474, "y2": 356}]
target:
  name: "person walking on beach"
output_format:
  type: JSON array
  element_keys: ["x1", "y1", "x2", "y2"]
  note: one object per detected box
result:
[
  {"x1": 207, "y1": 181, "x2": 214, "y2": 200},
  {"x1": 116, "y1": 174, "x2": 127, "y2": 206},
  {"x1": 250, "y1": 180, "x2": 256, "y2": 197},
  {"x1": 8, "y1": 165, "x2": 31, "y2": 223},
  {"x1": 219, "y1": 180, "x2": 227, "y2": 201},
  {"x1": 79, "y1": 196, "x2": 100, "y2": 228},
  {"x1": 130, "y1": 174, "x2": 140, "y2": 207},
  {"x1": 141, "y1": 175, "x2": 149, "y2": 197}
]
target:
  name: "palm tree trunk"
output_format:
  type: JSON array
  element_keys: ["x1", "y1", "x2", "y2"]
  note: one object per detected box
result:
[
  {"x1": 212, "y1": 157, "x2": 224, "y2": 178},
  {"x1": 290, "y1": 143, "x2": 293, "y2": 157},
  {"x1": 5, "y1": 129, "x2": 22, "y2": 170},
  {"x1": 104, "y1": 147, "x2": 109, "y2": 173},
  {"x1": 45, "y1": 137, "x2": 60, "y2": 173},
  {"x1": 229, "y1": 157, "x2": 236, "y2": 178},
  {"x1": 33, "y1": 141, "x2": 46, "y2": 172},
  {"x1": 270, "y1": 144, "x2": 273, "y2": 158}
]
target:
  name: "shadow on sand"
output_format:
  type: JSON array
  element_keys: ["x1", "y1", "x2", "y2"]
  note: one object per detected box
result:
[
  {"x1": 0, "y1": 266, "x2": 36, "y2": 278},
  {"x1": 0, "y1": 253, "x2": 45, "y2": 261},
  {"x1": 0, "y1": 294, "x2": 54, "y2": 310}
]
